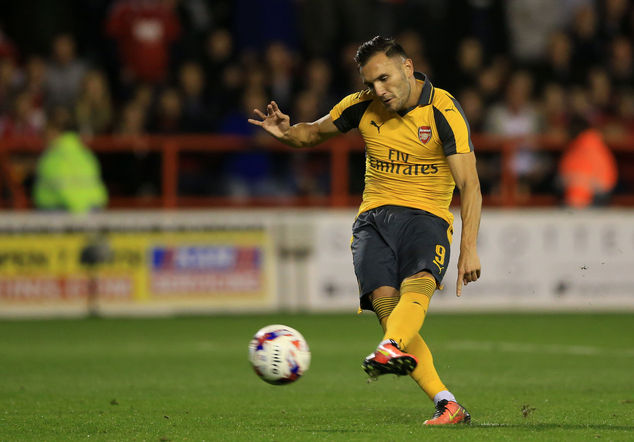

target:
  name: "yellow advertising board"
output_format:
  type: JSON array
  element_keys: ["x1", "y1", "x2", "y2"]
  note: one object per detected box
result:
[{"x1": 0, "y1": 229, "x2": 276, "y2": 313}]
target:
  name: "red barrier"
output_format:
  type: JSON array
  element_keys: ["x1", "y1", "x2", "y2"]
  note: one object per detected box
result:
[{"x1": 1, "y1": 134, "x2": 633, "y2": 210}]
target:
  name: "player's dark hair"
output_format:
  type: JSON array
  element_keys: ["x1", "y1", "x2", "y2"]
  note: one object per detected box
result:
[{"x1": 354, "y1": 36, "x2": 408, "y2": 67}]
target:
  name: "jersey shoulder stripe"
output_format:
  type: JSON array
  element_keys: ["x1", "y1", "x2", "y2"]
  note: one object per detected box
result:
[
  {"x1": 329, "y1": 89, "x2": 373, "y2": 133},
  {"x1": 433, "y1": 106, "x2": 457, "y2": 156},
  {"x1": 448, "y1": 96, "x2": 474, "y2": 151},
  {"x1": 432, "y1": 88, "x2": 473, "y2": 156}
]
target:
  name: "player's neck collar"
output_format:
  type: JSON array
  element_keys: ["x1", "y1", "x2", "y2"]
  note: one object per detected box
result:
[
  {"x1": 397, "y1": 72, "x2": 434, "y2": 116},
  {"x1": 414, "y1": 72, "x2": 434, "y2": 106}
]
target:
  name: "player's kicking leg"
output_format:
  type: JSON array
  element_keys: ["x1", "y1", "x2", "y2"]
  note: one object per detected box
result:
[{"x1": 363, "y1": 275, "x2": 436, "y2": 378}]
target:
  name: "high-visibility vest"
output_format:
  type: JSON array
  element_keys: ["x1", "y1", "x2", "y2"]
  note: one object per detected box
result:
[
  {"x1": 558, "y1": 129, "x2": 617, "y2": 207},
  {"x1": 33, "y1": 132, "x2": 108, "y2": 213}
]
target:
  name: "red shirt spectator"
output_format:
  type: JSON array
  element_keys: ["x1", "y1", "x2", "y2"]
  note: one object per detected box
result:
[{"x1": 106, "y1": 0, "x2": 181, "y2": 84}]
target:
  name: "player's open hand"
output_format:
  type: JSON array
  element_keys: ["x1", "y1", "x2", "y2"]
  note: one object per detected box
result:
[
  {"x1": 456, "y1": 250, "x2": 481, "y2": 297},
  {"x1": 248, "y1": 101, "x2": 290, "y2": 139}
]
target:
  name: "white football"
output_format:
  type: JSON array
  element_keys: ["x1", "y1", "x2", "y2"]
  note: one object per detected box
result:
[{"x1": 248, "y1": 324, "x2": 311, "y2": 385}]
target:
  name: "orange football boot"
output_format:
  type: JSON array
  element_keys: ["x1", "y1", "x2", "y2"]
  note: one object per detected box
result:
[
  {"x1": 362, "y1": 339, "x2": 418, "y2": 378},
  {"x1": 424, "y1": 400, "x2": 471, "y2": 425}
]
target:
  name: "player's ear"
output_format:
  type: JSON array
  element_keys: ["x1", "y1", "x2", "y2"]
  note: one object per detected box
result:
[{"x1": 403, "y1": 58, "x2": 414, "y2": 77}]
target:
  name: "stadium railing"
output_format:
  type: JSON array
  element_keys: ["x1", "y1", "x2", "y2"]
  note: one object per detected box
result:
[{"x1": 1, "y1": 133, "x2": 633, "y2": 209}]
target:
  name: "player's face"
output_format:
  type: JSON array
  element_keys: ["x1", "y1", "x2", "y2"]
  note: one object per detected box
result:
[{"x1": 360, "y1": 53, "x2": 413, "y2": 112}]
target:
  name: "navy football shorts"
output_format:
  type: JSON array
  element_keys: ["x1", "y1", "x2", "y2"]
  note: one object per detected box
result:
[{"x1": 351, "y1": 205, "x2": 452, "y2": 311}]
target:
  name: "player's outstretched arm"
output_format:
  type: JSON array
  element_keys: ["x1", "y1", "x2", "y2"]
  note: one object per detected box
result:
[
  {"x1": 248, "y1": 101, "x2": 340, "y2": 148},
  {"x1": 447, "y1": 152, "x2": 482, "y2": 296}
]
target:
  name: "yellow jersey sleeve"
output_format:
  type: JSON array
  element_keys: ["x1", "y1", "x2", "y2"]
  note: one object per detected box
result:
[
  {"x1": 329, "y1": 90, "x2": 373, "y2": 133},
  {"x1": 432, "y1": 90, "x2": 474, "y2": 156}
]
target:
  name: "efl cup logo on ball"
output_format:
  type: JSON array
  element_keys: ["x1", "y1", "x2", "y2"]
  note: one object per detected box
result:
[{"x1": 248, "y1": 324, "x2": 311, "y2": 385}]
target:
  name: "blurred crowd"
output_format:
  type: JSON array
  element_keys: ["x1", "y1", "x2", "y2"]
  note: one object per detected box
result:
[{"x1": 0, "y1": 0, "x2": 633, "y2": 203}]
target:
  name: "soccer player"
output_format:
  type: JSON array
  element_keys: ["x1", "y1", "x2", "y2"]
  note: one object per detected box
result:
[{"x1": 248, "y1": 36, "x2": 481, "y2": 425}]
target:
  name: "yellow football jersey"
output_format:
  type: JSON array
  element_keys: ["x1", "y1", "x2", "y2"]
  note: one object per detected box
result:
[{"x1": 329, "y1": 72, "x2": 473, "y2": 226}]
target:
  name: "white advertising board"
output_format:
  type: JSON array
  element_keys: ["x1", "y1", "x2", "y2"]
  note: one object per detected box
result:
[
  {"x1": 308, "y1": 209, "x2": 634, "y2": 312},
  {"x1": 306, "y1": 212, "x2": 359, "y2": 312}
]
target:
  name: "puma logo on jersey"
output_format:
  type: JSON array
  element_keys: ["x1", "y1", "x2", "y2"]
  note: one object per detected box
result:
[{"x1": 370, "y1": 120, "x2": 384, "y2": 133}]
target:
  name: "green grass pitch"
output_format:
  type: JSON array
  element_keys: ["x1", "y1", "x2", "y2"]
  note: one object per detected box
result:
[{"x1": 1, "y1": 312, "x2": 633, "y2": 441}]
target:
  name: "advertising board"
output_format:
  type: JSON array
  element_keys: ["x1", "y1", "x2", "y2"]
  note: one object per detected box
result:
[{"x1": 0, "y1": 227, "x2": 276, "y2": 316}]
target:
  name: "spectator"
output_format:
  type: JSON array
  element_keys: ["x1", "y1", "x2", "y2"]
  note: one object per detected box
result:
[
  {"x1": 213, "y1": 67, "x2": 244, "y2": 129},
  {"x1": 615, "y1": 90, "x2": 634, "y2": 135},
  {"x1": 447, "y1": 0, "x2": 509, "y2": 58},
  {"x1": 298, "y1": 0, "x2": 337, "y2": 57},
  {"x1": 459, "y1": 87, "x2": 498, "y2": 194},
  {"x1": 448, "y1": 37, "x2": 485, "y2": 94},
  {"x1": 111, "y1": 101, "x2": 158, "y2": 197},
  {"x1": 459, "y1": 88, "x2": 486, "y2": 133},
  {"x1": 75, "y1": 69, "x2": 113, "y2": 136},
  {"x1": 396, "y1": 30, "x2": 430, "y2": 79},
  {"x1": 44, "y1": 33, "x2": 87, "y2": 110},
  {"x1": 558, "y1": 116, "x2": 618, "y2": 207},
  {"x1": 21, "y1": 56, "x2": 47, "y2": 111},
  {"x1": 486, "y1": 70, "x2": 552, "y2": 195},
  {"x1": 174, "y1": 0, "x2": 212, "y2": 61},
  {"x1": 203, "y1": 28, "x2": 235, "y2": 95},
  {"x1": 598, "y1": 0, "x2": 632, "y2": 41},
  {"x1": 203, "y1": 29, "x2": 240, "y2": 120},
  {"x1": 178, "y1": 61, "x2": 210, "y2": 132},
  {"x1": 105, "y1": 0, "x2": 181, "y2": 87},
  {"x1": 535, "y1": 31, "x2": 576, "y2": 89},
  {"x1": 292, "y1": 89, "x2": 321, "y2": 123},
  {"x1": 298, "y1": 58, "x2": 337, "y2": 116},
  {"x1": 0, "y1": 91, "x2": 45, "y2": 138},
  {"x1": 129, "y1": 83, "x2": 155, "y2": 123},
  {"x1": 202, "y1": 29, "x2": 245, "y2": 125},
  {"x1": 477, "y1": 57, "x2": 507, "y2": 106},
  {"x1": 539, "y1": 82, "x2": 569, "y2": 139},
  {"x1": 117, "y1": 102, "x2": 147, "y2": 136},
  {"x1": 219, "y1": 87, "x2": 267, "y2": 138},
  {"x1": 32, "y1": 107, "x2": 108, "y2": 213},
  {"x1": 0, "y1": 57, "x2": 21, "y2": 115},
  {"x1": 338, "y1": 41, "x2": 365, "y2": 93},
  {"x1": 265, "y1": 42, "x2": 296, "y2": 111},
  {"x1": 568, "y1": 85, "x2": 596, "y2": 122},
  {"x1": 288, "y1": 89, "x2": 330, "y2": 196},
  {"x1": 602, "y1": 89, "x2": 634, "y2": 138},
  {"x1": 607, "y1": 36, "x2": 633, "y2": 89},
  {"x1": 569, "y1": 4, "x2": 603, "y2": 77},
  {"x1": 220, "y1": 88, "x2": 285, "y2": 198},
  {"x1": 148, "y1": 88, "x2": 183, "y2": 133},
  {"x1": 587, "y1": 68, "x2": 613, "y2": 126},
  {"x1": 485, "y1": 70, "x2": 539, "y2": 136},
  {"x1": 504, "y1": 0, "x2": 566, "y2": 64},
  {"x1": 244, "y1": 62, "x2": 268, "y2": 94}
]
